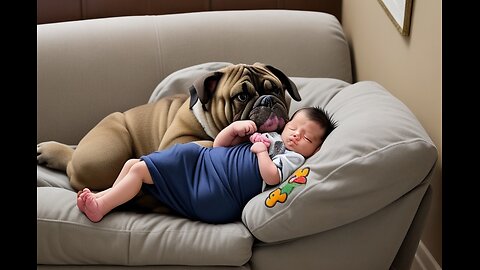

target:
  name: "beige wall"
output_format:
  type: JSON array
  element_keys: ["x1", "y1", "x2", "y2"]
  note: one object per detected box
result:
[{"x1": 341, "y1": 0, "x2": 442, "y2": 266}]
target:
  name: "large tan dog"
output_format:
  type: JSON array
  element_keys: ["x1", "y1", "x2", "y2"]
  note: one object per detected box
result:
[{"x1": 37, "y1": 63, "x2": 301, "y2": 193}]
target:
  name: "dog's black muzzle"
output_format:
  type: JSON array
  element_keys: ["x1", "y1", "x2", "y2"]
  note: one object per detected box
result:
[{"x1": 248, "y1": 95, "x2": 289, "y2": 133}]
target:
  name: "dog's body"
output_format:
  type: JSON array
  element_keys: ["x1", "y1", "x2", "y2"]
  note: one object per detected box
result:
[{"x1": 37, "y1": 63, "x2": 301, "y2": 193}]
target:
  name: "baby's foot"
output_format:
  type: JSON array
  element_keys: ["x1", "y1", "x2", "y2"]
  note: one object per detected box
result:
[
  {"x1": 83, "y1": 192, "x2": 105, "y2": 222},
  {"x1": 76, "y1": 188, "x2": 91, "y2": 213}
]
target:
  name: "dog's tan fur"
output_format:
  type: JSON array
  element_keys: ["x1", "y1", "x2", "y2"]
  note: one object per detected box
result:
[{"x1": 37, "y1": 63, "x2": 300, "y2": 193}]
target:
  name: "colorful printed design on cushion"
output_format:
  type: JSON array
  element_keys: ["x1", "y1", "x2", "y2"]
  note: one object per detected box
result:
[{"x1": 265, "y1": 167, "x2": 310, "y2": 208}]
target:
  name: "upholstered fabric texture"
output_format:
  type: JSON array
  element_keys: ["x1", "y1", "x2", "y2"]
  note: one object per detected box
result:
[
  {"x1": 242, "y1": 78, "x2": 437, "y2": 242},
  {"x1": 37, "y1": 186, "x2": 253, "y2": 265},
  {"x1": 37, "y1": 62, "x2": 437, "y2": 266},
  {"x1": 37, "y1": 10, "x2": 352, "y2": 145}
]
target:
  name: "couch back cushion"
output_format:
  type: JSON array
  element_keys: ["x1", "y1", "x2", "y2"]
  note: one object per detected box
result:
[{"x1": 37, "y1": 10, "x2": 352, "y2": 145}]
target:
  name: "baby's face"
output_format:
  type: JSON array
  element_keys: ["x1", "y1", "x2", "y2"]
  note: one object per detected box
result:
[{"x1": 281, "y1": 111, "x2": 325, "y2": 158}]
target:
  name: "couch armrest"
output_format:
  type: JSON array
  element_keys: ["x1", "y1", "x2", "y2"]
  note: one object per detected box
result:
[{"x1": 242, "y1": 79, "x2": 437, "y2": 243}]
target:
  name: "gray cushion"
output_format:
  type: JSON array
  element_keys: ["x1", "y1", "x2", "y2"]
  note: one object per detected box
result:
[
  {"x1": 37, "y1": 164, "x2": 73, "y2": 190},
  {"x1": 149, "y1": 62, "x2": 232, "y2": 103},
  {"x1": 242, "y1": 78, "x2": 438, "y2": 242},
  {"x1": 37, "y1": 186, "x2": 253, "y2": 265}
]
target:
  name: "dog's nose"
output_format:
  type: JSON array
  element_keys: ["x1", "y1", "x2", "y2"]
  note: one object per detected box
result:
[{"x1": 260, "y1": 96, "x2": 273, "y2": 108}]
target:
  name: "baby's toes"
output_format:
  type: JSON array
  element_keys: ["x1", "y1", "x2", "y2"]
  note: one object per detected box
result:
[{"x1": 77, "y1": 196, "x2": 86, "y2": 212}]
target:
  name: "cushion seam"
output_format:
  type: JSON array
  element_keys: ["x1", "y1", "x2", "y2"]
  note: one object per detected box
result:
[{"x1": 37, "y1": 218, "x2": 250, "y2": 237}]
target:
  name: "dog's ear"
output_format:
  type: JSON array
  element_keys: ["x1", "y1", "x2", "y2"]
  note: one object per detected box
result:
[
  {"x1": 189, "y1": 71, "x2": 224, "y2": 109},
  {"x1": 262, "y1": 64, "x2": 301, "y2": 101}
]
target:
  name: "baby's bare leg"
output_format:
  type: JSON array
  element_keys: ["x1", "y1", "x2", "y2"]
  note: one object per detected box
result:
[
  {"x1": 77, "y1": 159, "x2": 142, "y2": 212},
  {"x1": 112, "y1": 159, "x2": 142, "y2": 187},
  {"x1": 81, "y1": 161, "x2": 152, "y2": 222}
]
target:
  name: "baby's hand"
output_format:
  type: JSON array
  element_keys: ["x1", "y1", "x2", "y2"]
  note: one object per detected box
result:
[
  {"x1": 251, "y1": 142, "x2": 268, "y2": 154},
  {"x1": 232, "y1": 120, "x2": 257, "y2": 137},
  {"x1": 249, "y1": 132, "x2": 271, "y2": 148}
]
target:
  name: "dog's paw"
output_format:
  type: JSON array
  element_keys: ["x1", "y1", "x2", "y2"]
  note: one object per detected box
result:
[{"x1": 37, "y1": 141, "x2": 74, "y2": 171}]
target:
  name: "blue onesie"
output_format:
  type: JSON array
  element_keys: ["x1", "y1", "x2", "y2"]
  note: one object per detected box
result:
[
  {"x1": 141, "y1": 142, "x2": 262, "y2": 224},
  {"x1": 141, "y1": 135, "x2": 305, "y2": 224}
]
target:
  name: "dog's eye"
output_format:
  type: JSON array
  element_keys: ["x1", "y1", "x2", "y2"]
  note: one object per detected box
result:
[{"x1": 236, "y1": 93, "x2": 250, "y2": 102}]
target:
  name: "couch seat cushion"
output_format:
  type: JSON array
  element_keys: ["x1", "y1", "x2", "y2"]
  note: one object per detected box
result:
[{"x1": 37, "y1": 184, "x2": 253, "y2": 266}]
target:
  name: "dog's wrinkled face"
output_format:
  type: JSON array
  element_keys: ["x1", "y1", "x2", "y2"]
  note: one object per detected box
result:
[{"x1": 189, "y1": 63, "x2": 301, "y2": 137}]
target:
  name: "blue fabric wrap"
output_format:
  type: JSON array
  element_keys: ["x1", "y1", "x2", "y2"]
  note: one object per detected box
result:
[{"x1": 141, "y1": 142, "x2": 262, "y2": 224}]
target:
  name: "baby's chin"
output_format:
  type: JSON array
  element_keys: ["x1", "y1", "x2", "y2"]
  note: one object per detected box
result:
[
  {"x1": 285, "y1": 143, "x2": 309, "y2": 157},
  {"x1": 284, "y1": 141, "x2": 296, "y2": 151}
]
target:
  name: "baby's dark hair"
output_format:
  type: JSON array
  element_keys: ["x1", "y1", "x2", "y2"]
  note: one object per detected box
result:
[{"x1": 291, "y1": 106, "x2": 336, "y2": 141}]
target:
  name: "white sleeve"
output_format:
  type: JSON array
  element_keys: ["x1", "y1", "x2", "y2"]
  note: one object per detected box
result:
[{"x1": 272, "y1": 151, "x2": 305, "y2": 183}]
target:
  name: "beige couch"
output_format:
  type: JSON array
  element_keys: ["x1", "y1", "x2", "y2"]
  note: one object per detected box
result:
[{"x1": 37, "y1": 10, "x2": 437, "y2": 270}]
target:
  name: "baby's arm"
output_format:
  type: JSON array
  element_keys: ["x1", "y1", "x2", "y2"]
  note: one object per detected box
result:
[
  {"x1": 251, "y1": 142, "x2": 280, "y2": 185},
  {"x1": 213, "y1": 120, "x2": 257, "y2": 147}
]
